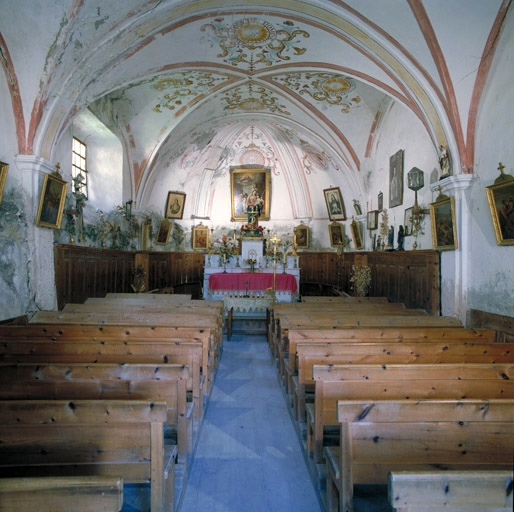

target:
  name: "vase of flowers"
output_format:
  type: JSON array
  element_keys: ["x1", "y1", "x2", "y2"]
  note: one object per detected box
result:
[
  {"x1": 349, "y1": 264, "x2": 372, "y2": 297},
  {"x1": 130, "y1": 264, "x2": 146, "y2": 293},
  {"x1": 246, "y1": 258, "x2": 257, "y2": 273},
  {"x1": 216, "y1": 234, "x2": 235, "y2": 272}
]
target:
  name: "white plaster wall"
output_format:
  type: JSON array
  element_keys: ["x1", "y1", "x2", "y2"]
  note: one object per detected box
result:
[
  {"x1": 367, "y1": 102, "x2": 440, "y2": 251},
  {"x1": 466, "y1": 10, "x2": 514, "y2": 317}
]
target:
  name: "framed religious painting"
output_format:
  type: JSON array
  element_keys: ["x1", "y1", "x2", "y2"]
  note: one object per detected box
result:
[
  {"x1": 165, "y1": 191, "x2": 186, "y2": 219},
  {"x1": 350, "y1": 219, "x2": 364, "y2": 250},
  {"x1": 366, "y1": 210, "x2": 378, "y2": 230},
  {"x1": 323, "y1": 187, "x2": 346, "y2": 221},
  {"x1": 35, "y1": 171, "x2": 68, "y2": 229},
  {"x1": 0, "y1": 161, "x2": 8, "y2": 207},
  {"x1": 389, "y1": 149, "x2": 404, "y2": 208},
  {"x1": 328, "y1": 221, "x2": 345, "y2": 247},
  {"x1": 294, "y1": 223, "x2": 310, "y2": 249},
  {"x1": 230, "y1": 167, "x2": 271, "y2": 222},
  {"x1": 430, "y1": 196, "x2": 458, "y2": 250},
  {"x1": 155, "y1": 219, "x2": 171, "y2": 245},
  {"x1": 486, "y1": 179, "x2": 514, "y2": 245},
  {"x1": 192, "y1": 223, "x2": 209, "y2": 250},
  {"x1": 378, "y1": 191, "x2": 383, "y2": 212}
]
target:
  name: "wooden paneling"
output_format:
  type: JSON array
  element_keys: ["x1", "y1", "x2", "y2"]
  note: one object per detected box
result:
[
  {"x1": 470, "y1": 309, "x2": 514, "y2": 342},
  {"x1": 54, "y1": 245, "x2": 134, "y2": 309},
  {"x1": 299, "y1": 250, "x2": 440, "y2": 314},
  {"x1": 54, "y1": 245, "x2": 207, "y2": 308}
]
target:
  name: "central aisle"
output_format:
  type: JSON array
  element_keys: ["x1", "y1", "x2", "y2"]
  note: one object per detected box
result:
[{"x1": 179, "y1": 333, "x2": 322, "y2": 512}]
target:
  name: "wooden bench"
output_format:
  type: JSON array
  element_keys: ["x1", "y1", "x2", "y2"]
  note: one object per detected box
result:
[
  {"x1": 328, "y1": 399, "x2": 514, "y2": 512},
  {"x1": 309, "y1": 363, "x2": 514, "y2": 465},
  {"x1": 0, "y1": 400, "x2": 176, "y2": 512},
  {"x1": 275, "y1": 315, "x2": 463, "y2": 386},
  {"x1": 0, "y1": 476, "x2": 123, "y2": 512},
  {"x1": 300, "y1": 297, "x2": 390, "y2": 303},
  {"x1": 293, "y1": 337, "x2": 512, "y2": 422},
  {"x1": 0, "y1": 362, "x2": 192, "y2": 463},
  {"x1": 388, "y1": 470, "x2": 514, "y2": 512},
  {"x1": 286, "y1": 327, "x2": 495, "y2": 396},
  {"x1": 0, "y1": 323, "x2": 216, "y2": 400},
  {"x1": 0, "y1": 325, "x2": 207, "y2": 420}
]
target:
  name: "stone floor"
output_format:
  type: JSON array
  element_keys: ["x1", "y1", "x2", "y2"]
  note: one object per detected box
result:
[
  {"x1": 179, "y1": 333, "x2": 322, "y2": 512},
  {"x1": 122, "y1": 332, "x2": 390, "y2": 512}
]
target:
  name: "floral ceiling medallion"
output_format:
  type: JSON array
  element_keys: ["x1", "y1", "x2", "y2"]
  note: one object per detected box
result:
[
  {"x1": 274, "y1": 72, "x2": 361, "y2": 113},
  {"x1": 222, "y1": 82, "x2": 290, "y2": 115},
  {"x1": 201, "y1": 17, "x2": 309, "y2": 71},
  {"x1": 152, "y1": 71, "x2": 227, "y2": 113}
]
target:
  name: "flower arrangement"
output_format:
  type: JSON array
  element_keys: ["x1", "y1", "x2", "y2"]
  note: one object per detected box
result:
[
  {"x1": 246, "y1": 258, "x2": 257, "y2": 272},
  {"x1": 216, "y1": 234, "x2": 236, "y2": 262},
  {"x1": 130, "y1": 264, "x2": 146, "y2": 293},
  {"x1": 349, "y1": 264, "x2": 372, "y2": 297}
]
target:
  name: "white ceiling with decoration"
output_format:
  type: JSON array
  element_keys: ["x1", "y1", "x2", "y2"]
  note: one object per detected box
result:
[{"x1": 1, "y1": 0, "x2": 510, "y2": 222}]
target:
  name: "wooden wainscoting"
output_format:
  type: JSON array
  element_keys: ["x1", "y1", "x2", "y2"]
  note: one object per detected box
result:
[
  {"x1": 298, "y1": 250, "x2": 440, "y2": 315},
  {"x1": 54, "y1": 245, "x2": 206, "y2": 309}
]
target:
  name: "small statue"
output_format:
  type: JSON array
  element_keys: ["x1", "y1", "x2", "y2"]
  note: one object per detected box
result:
[
  {"x1": 397, "y1": 225, "x2": 405, "y2": 251},
  {"x1": 387, "y1": 225, "x2": 394, "y2": 250},
  {"x1": 439, "y1": 145, "x2": 451, "y2": 179}
]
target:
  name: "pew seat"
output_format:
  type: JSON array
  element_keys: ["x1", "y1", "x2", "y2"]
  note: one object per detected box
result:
[
  {"x1": 0, "y1": 400, "x2": 176, "y2": 512},
  {"x1": 388, "y1": 470, "x2": 514, "y2": 512},
  {"x1": 0, "y1": 476, "x2": 123, "y2": 512}
]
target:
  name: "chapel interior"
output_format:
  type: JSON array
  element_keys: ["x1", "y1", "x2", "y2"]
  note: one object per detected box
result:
[{"x1": 0, "y1": 1, "x2": 513, "y2": 512}]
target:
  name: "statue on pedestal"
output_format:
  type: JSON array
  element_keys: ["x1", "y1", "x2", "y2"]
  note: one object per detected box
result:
[{"x1": 241, "y1": 184, "x2": 264, "y2": 238}]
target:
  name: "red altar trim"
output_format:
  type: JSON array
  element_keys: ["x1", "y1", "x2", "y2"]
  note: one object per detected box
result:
[{"x1": 209, "y1": 272, "x2": 297, "y2": 293}]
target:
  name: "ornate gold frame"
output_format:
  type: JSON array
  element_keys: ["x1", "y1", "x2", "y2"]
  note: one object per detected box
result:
[
  {"x1": 294, "y1": 223, "x2": 310, "y2": 249},
  {"x1": 155, "y1": 220, "x2": 171, "y2": 245},
  {"x1": 486, "y1": 179, "x2": 514, "y2": 246},
  {"x1": 430, "y1": 196, "x2": 458, "y2": 250},
  {"x1": 351, "y1": 220, "x2": 364, "y2": 250},
  {"x1": 36, "y1": 172, "x2": 68, "y2": 229},
  {"x1": 0, "y1": 161, "x2": 8, "y2": 207},
  {"x1": 192, "y1": 223, "x2": 209, "y2": 250},
  {"x1": 230, "y1": 167, "x2": 271, "y2": 222}
]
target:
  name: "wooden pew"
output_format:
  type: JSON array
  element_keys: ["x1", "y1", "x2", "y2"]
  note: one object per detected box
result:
[
  {"x1": 330, "y1": 399, "x2": 514, "y2": 512},
  {"x1": 293, "y1": 337, "x2": 512, "y2": 422},
  {"x1": 388, "y1": 470, "x2": 514, "y2": 512},
  {"x1": 0, "y1": 325, "x2": 207, "y2": 419},
  {"x1": 275, "y1": 315, "x2": 463, "y2": 385},
  {"x1": 0, "y1": 476, "x2": 123, "y2": 512},
  {"x1": 286, "y1": 327, "x2": 494, "y2": 394},
  {"x1": 300, "y1": 297, "x2": 390, "y2": 304},
  {"x1": 0, "y1": 363, "x2": 192, "y2": 463},
  {"x1": 0, "y1": 323, "x2": 217, "y2": 397},
  {"x1": 309, "y1": 363, "x2": 514, "y2": 465},
  {"x1": 0, "y1": 400, "x2": 176, "y2": 512},
  {"x1": 103, "y1": 292, "x2": 192, "y2": 300},
  {"x1": 29, "y1": 310, "x2": 223, "y2": 375}
]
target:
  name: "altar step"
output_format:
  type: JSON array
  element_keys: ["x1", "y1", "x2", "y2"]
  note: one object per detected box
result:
[{"x1": 231, "y1": 316, "x2": 267, "y2": 335}]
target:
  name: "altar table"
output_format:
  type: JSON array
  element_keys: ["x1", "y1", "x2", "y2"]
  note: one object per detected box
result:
[{"x1": 209, "y1": 272, "x2": 297, "y2": 295}]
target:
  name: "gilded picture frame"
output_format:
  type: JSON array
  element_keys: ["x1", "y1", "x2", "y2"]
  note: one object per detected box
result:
[
  {"x1": 324, "y1": 187, "x2": 346, "y2": 221},
  {"x1": 294, "y1": 223, "x2": 310, "y2": 249},
  {"x1": 155, "y1": 219, "x2": 171, "y2": 245},
  {"x1": 430, "y1": 196, "x2": 458, "y2": 250},
  {"x1": 328, "y1": 221, "x2": 345, "y2": 247},
  {"x1": 35, "y1": 172, "x2": 68, "y2": 229},
  {"x1": 165, "y1": 191, "x2": 186, "y2": 220},
  {"x1": 366, "y1": 210, "x2": 378, "y2": 230},
  {"x1": 486, "y1": 179, "x2": 514, "y2": 245},
  {"x1": 0, "y1": 161, "x2": 8, "y2": 208},
  {"x1": 351, "y1": 220, "x2": 364, "y2": 250},
  {"x1": 389, "y1": 149, "x2": 404, "y2": 208},
  {"x1": 192, "y1": 224, "x2": 209, "y2": 250},
  {"x1": 230, "y1": 167, "x2": 271, "y2": 222}
]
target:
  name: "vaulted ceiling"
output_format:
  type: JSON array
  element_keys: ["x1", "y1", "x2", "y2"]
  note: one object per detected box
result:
[{"x1": 1, "y1": 0, "x2": 510, "y2": 214}]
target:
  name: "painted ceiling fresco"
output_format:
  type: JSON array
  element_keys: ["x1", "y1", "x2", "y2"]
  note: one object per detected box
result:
[{"x1": 1, "y1": 0, "x2": 509, "y2": 209}]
